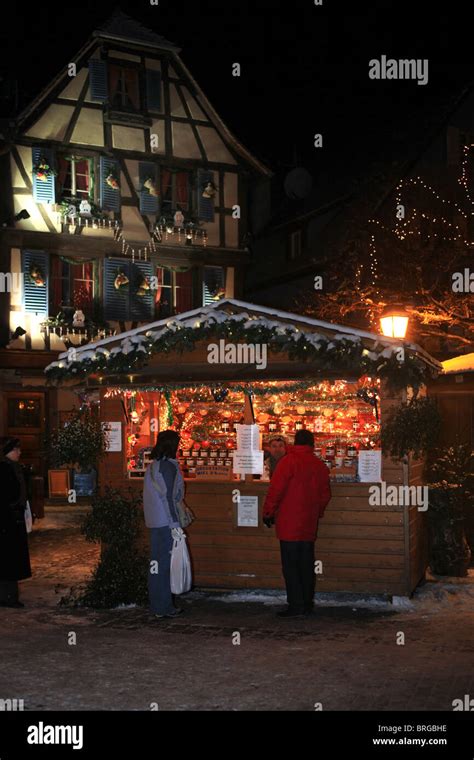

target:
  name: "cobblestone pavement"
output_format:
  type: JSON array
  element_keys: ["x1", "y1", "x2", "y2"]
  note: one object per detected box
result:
[{"x1": 1, "y1": 510, "x2": 474, "y2": 711}]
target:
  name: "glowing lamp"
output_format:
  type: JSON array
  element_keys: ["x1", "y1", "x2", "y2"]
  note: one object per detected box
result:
[{"x1": 380, "y1": 305, "x2": 409, "y2": 339}]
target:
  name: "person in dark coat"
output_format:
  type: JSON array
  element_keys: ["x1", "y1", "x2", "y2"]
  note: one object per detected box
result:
[
  {"x1": 263, "y1": 429, "x2": 331, "y2": 618},
  {"x1": 0, "y1": 437, "x2": 32, "y2": 608}
]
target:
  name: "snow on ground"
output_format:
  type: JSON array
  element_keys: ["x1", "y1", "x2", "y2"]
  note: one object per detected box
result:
[{"x1": 194, "y1": 569, "x2": 474, "y2": 616}]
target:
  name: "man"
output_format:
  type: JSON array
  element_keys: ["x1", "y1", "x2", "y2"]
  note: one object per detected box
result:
[
  {"x1": 263, "y1": 429, "x2": 331, "y2": 618},
  {"x1": 264, "y1": 436, "x2": 287, "y2": 478}
]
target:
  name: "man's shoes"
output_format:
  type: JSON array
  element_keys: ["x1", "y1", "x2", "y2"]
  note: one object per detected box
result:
[
  {"x1": 276, "y1": 609, "x2": 305, "y2": 618},
  {"x1": 152, "y1": 608, "x2": 184, "y2": 620}
]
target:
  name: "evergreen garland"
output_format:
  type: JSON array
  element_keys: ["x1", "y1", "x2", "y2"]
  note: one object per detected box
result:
[{"x1": 45, "y1": 316, "x2": 436, "y2": 393}]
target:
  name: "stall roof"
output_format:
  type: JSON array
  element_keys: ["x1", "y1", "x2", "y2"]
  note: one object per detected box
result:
[
  {"x1": 53, "y1": 299, "x2": 441, "y2": 369},
  {"x1": 442, "y1": 353, "x2": 474, "y2": 374}
]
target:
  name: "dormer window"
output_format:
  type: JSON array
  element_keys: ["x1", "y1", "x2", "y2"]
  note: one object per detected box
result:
[{"x1": 109, "y1": 64, "x2": 140, "y2": 110}]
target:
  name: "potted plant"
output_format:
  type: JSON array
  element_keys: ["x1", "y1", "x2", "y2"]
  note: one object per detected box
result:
[
  {"x1": 427, "y1": 444, "x2": 474, "y2": 576},
  {"x1": 49, "y1": 408, "x2": 107, "y2": 497}
]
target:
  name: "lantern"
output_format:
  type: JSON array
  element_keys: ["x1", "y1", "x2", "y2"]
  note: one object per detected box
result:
[{"x1": 380, "y1": 304, "x2": 409, "y2": 339}]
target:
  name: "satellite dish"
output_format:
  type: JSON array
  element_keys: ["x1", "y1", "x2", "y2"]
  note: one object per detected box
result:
[{"x1": 284, "y1": 167, "x2": 313, "y2": 200}]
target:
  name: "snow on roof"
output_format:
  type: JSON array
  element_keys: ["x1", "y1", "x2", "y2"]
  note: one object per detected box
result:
[
  {"x1": 53, "y1": 298, "x2": 441, "y2": 370},
  {"x1": 442, "y1": 353, "x2": 474, "y2": 374}
]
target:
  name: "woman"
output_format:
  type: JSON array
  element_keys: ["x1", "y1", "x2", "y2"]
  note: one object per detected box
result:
[
  {"x1": 0, "y1": 437, "x2": 32, "y2": 608},
  {"x1": 143, "y1": 430, "x2": 185, "y2": 619}
]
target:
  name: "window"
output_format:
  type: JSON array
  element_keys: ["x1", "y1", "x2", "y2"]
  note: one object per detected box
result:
[
  {"x1": 109, "y1": 64, "x2": 140, "y2": 110},
  {"x1": 7, "y1": 398, "x2": 41, "y2": 428},
  {"x1": 155, "y1": 268, "x2": 194, "y2": 318},
  {"x1": 161, "y1": 169, "x2": 191, "y2": 215},
  {"x1": 50, "y1": 257, "x2": 95, "y2": 316},
  {"x1": 104, "y1": 259, "x2": 154, "y2": 322},
  {"x1": 203, "y1": 267, "x2": 226, "y2": 306},
  {"x1": 58, "y1": 156, "x2": 91, "y2": 200},
  {"x1": 288, "y1": 230, "x2": 302, "y2": 260}
]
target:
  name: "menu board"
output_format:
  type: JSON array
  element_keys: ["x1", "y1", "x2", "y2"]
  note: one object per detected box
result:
[
  {"x1": 358, "y1": 449, "x2": 382, "y2": 482},
  {"x1": 102, "y1": 421, "x2": 122, "y2": 452}
]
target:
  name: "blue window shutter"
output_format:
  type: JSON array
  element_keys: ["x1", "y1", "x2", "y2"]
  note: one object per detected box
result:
[
  {"x1": 32, "y1": 147, "x2": 55, "y2": 204},
  {"x1": 146, "y1": 70, "x2": 162, "y2": 112},
  {"x1": 22, "y1": 250, "x2": 49, "y2": 315},
  {"x1": 197, "y1": 169, "x2": 215, "y2": 222},
  {"x1": 100, "y1": 156, "x2": 121, "y2": 212},
  {"x1": 139, "y1": 162, "x2": 159, "y2": 215},
  {"x1": 203, "y1": 266, "x2": 225, "y2": 306},
  {"x1": 89, "y1": 60, "x2": 108, "y2": 102},
  {"x1": 104, "y1": 259, "x2": 130, "y2": 321},
  {"x1": 130, "y1": 261, "x2": 154, "y2": 321}
]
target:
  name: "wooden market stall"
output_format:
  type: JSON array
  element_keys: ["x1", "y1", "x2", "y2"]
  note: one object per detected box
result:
[{"x1": 45, "y1": 299, "x2": 442, "y2": 597}]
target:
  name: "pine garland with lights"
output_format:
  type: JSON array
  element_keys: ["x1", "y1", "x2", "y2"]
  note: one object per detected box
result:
[{"x1": 45, "y1": 315, "x2": 434, "y2": 392}]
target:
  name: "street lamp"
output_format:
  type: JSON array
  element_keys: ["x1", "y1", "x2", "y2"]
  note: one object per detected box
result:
[{"x1": 380, "y1": 304, "x2": 409, "y2": 339}]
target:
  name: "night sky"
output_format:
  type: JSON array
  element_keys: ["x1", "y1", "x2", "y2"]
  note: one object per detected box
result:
[{"x1": 0, "y1": 1, "x2": 473, "y2": 206}]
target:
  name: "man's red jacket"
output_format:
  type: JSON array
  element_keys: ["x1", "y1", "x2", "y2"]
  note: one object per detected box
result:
[{"x1": 263, "y1": 445, "x2": 331, "y2": 541}]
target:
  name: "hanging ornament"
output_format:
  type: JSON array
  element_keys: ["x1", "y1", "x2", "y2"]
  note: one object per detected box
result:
[
  {"x1": 106, "y1": 173, "x2": 120, "y2": 190},
  {"x1": 202, "y1": 181, "x2": 218, "y2": 199},
  {"x1": 174, "y1": 209, "x2": 185, "y2": 228},
  {"x1": 114, "y1": 271, "x2": 129, "y2": 290},
  {"x1": 273, "y1": 403, "x2": 283, "y2": 415},
  {"x1": 199, "y1": 409, "x2": 208, "y2": 417},
  {"x1": 29, "y1": 264, "x2": 46, "y2": 287},
  {"x1": 130, "y1": 410, "x2": 140, "y2": 424},
  {"x1": 136, "y1": 275, "x2": 151, "y2": 297},
  {"x1": 177, "y1": 404, "x2": 187, "y2": 414},
  {"x1": 257, "y1": 413, "x2": 269, "y2": 423},
  {"x1": 296, "y1": 405, "x2": 306, "y2": 415},
  {"x1": 222, "y1": 410, "x2": 232, "y2": 419},
  {"x1": 143, "y1": 177, "x2": 159, "y2": 196},
  {"x1": 211, "y1": 387, "x2": 229, "y2": 402}
]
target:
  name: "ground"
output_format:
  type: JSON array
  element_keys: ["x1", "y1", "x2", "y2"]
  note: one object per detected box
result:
[{"x1": 1, "y1": 509, "x2": 474, "y2": 711}]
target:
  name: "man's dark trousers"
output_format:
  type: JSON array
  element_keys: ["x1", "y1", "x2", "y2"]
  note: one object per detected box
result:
[{"x1": 280, "y1": 540, "x2": 315, "y2": 613}]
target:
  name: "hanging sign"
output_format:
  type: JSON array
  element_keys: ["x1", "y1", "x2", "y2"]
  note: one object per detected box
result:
[
  {"x1": 237, "y1": 495, "x2": 259, "y2": 527},
  {"x1": 233, "y1": 450, "x2": 264, "y2": 475},
  {"x1": 102, "y1": 421, "x2": 122, "y2": 452},
  {"x1": 235, "y1": 424, "x2": 260, "y2": 451},
  {"x1": 358, "y1": 449, "x2": 382, "y2": 482}
]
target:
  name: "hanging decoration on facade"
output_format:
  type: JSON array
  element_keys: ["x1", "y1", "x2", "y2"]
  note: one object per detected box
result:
[
  {"x1": 29, "y1": 264, "x2": 46, "y2": 287},
  {"x1": 33, "y1": 156, "x2": 57, "y2": 181},
  {"x1": 114, "y1": 271, "x2": 129, "y2": 291},
  {"x1": 143, "y1": 176, "x2": 159, "y2": 196},
  {"x1": 202, "y1": 180, "x2": 218, "y2": 199},
  {"x1": 136, "y1": 275, "x2": 151, "y2": 297},
  {"x1": 174, "y1": 209, "x2": 184, "y2": 227},
  {"x1": 106, "y1": 172, "x2": 120, "y2": 190}
]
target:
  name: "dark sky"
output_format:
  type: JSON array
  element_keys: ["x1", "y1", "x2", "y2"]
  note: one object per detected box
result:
[{"x1": 1, "y1": 1, "x2": 473, "y2": 198}]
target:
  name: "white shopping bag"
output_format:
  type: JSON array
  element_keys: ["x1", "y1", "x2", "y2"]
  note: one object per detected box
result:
[
  {"x1": 170, "y1": 527, "x2": 192, "y2": 595},
  {"x1": 25, "y1": 501, "x2": 33, "y2": 534}
]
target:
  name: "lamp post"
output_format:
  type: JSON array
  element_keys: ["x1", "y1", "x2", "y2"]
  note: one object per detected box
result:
[{"x1": 380, "y1": 304, "x2": 409, "y2": 339}]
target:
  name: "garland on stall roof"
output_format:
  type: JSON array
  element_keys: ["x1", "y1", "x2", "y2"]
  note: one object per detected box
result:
[{"x1": 45, "y1": 313, "x2": 436, "y2": 392}]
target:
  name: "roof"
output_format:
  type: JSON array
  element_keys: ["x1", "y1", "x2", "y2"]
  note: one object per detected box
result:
[
  {"x1": 47, "y1": 298, "x2": 442, "y2": 372},
  {"x1": 93, "y1": 9, "x2": 180, "y2": 52},
  {"x1": 442, "y1": 353, "x2": 474, "y2": 374}
]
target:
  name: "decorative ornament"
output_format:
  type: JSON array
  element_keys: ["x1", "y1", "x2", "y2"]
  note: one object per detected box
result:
[
  {"x1": 136, "y1": 275, "x2": 151, "y2": 297},
  {"x1": 257, "y1": 413, "x2": 269, "y2": 423},
  {"x1": 199, "y1": 409, "x2": 208, "y2": 417},
  {"x1": 79, "y1": 199, "x2": 92, "y2": 216},
  {"x1": 130, "y1": 410, "x2": 140, "y2": 424},
  {"x1": 30, "y1": 264, "x2": 46, "y2": 287},
  {"x1": 201, "y1": 440, "x2": 210, "y2": 448},
  {"x1": 202, "y1": 181, "x2": 218, "y2": 199},
  {"x1": 143, "y1": 177, "x2": 159, "y2": 196},
  {"x1": 174, "y1": 210, "x2": 185, "y2": 228},
  {"x1": 177, "y1": 404, "x2": 187, "y2": 414},
  {"x1": 114, "y1": 271, "x2": 129, "y2": 291},
  {"x1": 33, "y1": 156, "x2": 57, "y2": 181},
  {"x1": 296, "y1": 405, "x2": 306, "y2": 415},
  {"x1": 223, "y1": 410, "x2": 232, "y2": 419},
  {"x1": 73, "y1": 310, "x2": 86, "y2": 328},
  {"x1": 211, "y1": 387, "x2": 229, "y2": 402},
  {"x1": 273, "y1": 403, "x2": 283, "y2": 415},
  {"x1": 106, "y1": 173, "x2": 120, "y2": 190}
]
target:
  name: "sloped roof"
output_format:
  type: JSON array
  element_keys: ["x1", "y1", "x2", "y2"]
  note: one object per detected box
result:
[
  {"x1": 49, "y1": 298, "x2": 441, "y2": 371},
  {"x1": 442, "y1": 353, "x2": 474, "y2": 374},
  {"x1": 93, "y1": 9, "x2": 180, "y2": 52}
]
